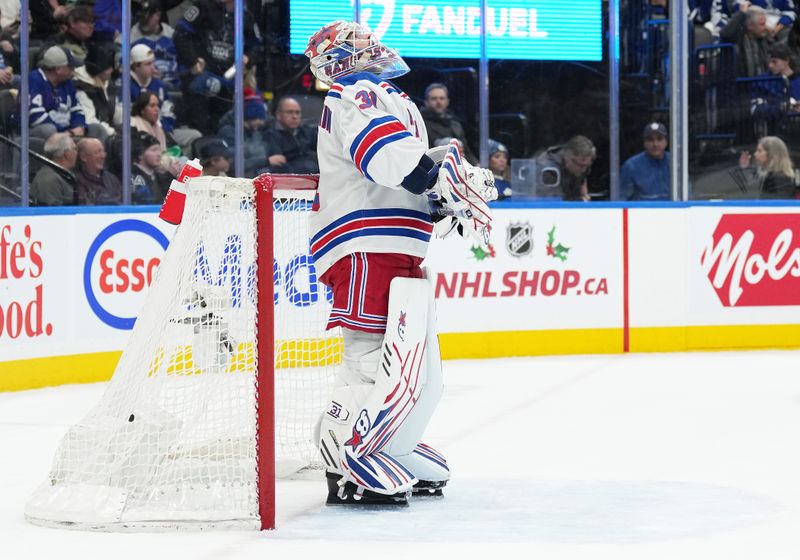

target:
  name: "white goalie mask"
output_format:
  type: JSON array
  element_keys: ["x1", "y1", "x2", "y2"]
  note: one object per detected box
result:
[{"x1": 304, "y1": 20, "x2": 410, "y2": 86}]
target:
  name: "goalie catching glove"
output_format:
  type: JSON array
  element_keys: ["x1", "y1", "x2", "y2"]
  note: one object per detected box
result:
[{"x1": 425, "y1": 141, "x2": 498, "y2": 251}]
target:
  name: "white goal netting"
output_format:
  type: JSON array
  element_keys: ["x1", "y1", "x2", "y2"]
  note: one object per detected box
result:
[{"x1": 25, "y1": 175, "x2": 339, "y2": 530}]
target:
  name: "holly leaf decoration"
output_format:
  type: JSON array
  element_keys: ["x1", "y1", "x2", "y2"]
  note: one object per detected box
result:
[
  {"x1": 553, "y1": 243, "x2": 570, "y2": 262},
  {"x1": 546, "y1": 226, "x2": 570, "y2": 261},
  {"x1": 470, "y1": 246, "x2": 490, "y2": 260}
]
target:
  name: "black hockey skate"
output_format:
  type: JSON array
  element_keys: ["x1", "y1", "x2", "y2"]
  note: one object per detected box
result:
[
  {"x1": 325, "y1": 472, "x2": 410, "y2": 507},
  {"x1": 412, "y1": 479, "x2": 447, "y2": 497}
]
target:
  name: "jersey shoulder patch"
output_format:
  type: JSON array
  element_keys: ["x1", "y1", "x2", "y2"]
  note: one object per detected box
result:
[{"x1": 184, "y1": 5, "x2": 200, "y2": 22}]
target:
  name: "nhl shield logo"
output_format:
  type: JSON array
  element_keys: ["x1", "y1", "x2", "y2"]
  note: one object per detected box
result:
[{"x1": 506, "y1": 222, "x2": 533, "y2": 257}]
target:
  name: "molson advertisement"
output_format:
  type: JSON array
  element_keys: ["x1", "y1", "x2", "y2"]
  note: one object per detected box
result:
[{"x1": 690, "y1": 207, "x2": 800, "y2": 327}]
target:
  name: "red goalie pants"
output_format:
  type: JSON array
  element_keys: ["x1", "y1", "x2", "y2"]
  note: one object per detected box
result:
[{"x1": 320, "y1": 252, "x2": 424, "y2": 334}]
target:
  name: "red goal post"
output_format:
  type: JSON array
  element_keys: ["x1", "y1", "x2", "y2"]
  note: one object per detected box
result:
[{"x1": 25, "y1": 173, "x2": 337, "y2": 531}]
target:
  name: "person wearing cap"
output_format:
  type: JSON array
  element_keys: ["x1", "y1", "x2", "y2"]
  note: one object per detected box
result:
[
  {"x1": 74, "y1": 137, "x2": 122, "y2": 205},
  {"x1": 30, "y1": 132, "x2": 77, "y2": 206},
  {"x1": 199, "y1": 138, "x2": 232, "y2": 177},
  {"x1": 131, "y1": 131, "x2": 170, "y2": 204},
  {"x1": 265, "y1": 96, "x2": 319, "y2": 174},
  {"x1": 127, "y1": 43, "x2": 176, "y2": 133},
  {"x1": 487, "y1": 139, "x2": 512, "y2": 200},
  {"x1": 218, "y1": 87, "x2": 271, "y2": 177},
  {"x1": 131, "y1": 1, "x2": 181, "y2": 91},
  {"x1": 28, "y1": 45, "x2": 87, "y2": 141},
  {"x1": 619, "y1": 123, "x2": 671, "y2": 201}
]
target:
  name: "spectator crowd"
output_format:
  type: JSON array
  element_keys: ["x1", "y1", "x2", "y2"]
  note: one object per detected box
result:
[{"x1": 2, "y1": 1, "x2": 799, "y2": 206}]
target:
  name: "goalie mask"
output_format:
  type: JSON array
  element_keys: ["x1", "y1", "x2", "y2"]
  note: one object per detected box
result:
[{"x1": 305, "y1": 21, "x2": 410, "y2": 86}]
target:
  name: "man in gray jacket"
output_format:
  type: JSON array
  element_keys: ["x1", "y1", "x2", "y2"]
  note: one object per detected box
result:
[{"x1": 30, "y1": 132, "x2": 77, "y2": 206}]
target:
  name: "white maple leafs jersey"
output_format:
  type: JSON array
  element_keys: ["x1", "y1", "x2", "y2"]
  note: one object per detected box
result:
[{"x1": 309, "y1": 72, "x2": 433, "y2": 277}]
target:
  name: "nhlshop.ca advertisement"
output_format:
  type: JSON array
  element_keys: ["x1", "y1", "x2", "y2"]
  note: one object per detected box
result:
[{"x1": 426, "y1": 209, "x2": 624, "y2": 334}]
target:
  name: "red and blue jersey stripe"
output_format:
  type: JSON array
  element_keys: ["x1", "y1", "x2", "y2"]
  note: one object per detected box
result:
[
  {"x1": 327, "y1": 84, "x2": 343, "y2": 99},
  {"x1": 310, "y1": 207, "x2": 433, "y2": 261},
  {"x1": 349, "y1": 115, "x2": 413, "y2": 182}
]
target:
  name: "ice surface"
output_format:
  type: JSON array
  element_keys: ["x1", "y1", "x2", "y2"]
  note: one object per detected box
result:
[{"x1": 2, "y1": 350, "x2": 800, "y2": 559}]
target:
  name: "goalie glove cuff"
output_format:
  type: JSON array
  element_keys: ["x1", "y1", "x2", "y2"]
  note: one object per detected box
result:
[{"x1": 400, "y1": 154, "x2": 438, "y2": 195}]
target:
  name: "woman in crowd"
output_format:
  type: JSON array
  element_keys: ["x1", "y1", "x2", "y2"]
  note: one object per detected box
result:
[
  {"x1": 735, "y1": 136, "x2": 799, "y2": 199},
  {"x1": 130, "y1": 90, "x2": 172, "y2": 152}
]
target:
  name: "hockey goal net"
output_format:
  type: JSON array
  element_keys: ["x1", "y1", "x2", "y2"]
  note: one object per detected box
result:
[{"x1": 25, "y1": 174, "x2": 339, "y2": 531}]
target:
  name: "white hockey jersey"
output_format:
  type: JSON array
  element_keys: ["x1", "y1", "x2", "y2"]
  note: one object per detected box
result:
[{"x1": 309, "y1": 72, "x2": 433, "y2": 277}]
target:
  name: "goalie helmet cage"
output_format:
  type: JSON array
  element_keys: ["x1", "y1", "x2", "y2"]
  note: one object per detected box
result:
[{"x1": 24, "y1": 174, "x2": 339, "y2": 532}]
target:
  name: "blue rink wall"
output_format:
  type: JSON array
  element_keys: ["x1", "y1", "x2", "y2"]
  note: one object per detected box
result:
[{"x1": 1, "y1": 201, "x2": 799, "y2": 392}]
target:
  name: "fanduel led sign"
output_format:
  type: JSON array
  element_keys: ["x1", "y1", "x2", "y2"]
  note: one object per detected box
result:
[{"x1": 289, "y1": 0, "x2": 603, "y2": 62}]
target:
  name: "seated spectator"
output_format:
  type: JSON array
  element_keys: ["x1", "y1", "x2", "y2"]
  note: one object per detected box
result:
[
  {"x1": 218, "y1": 87, "x2": 271, "y2": 177},
  {"x1": 199, "y1": 139, "x2": 232, "y2": 177},
  {"x1": 487, "y1": 139, "x2": 512, "y2": 200},
  {"x1": 533, "y1": 135, "x2": 596, "y2": 201},
  {"x1": 131, "y1": 1, "x2": 181, "y2": 91},
  {"x1": 721, "y1": 5, "x2": 773, "y2": 77},
  {"x1": 265, "y1": 96, "x2": 319, "y2": 174},
  {"x1": 131, "y1": 91, "x2": 173, "y2": 153},
  {"x1": 30, "y1": 132, "x2": 77, "y2": 206},
  {"x1": 131, "y1": 131, "x2": 170, "y2": 204},
  {"x1": 125, "y1": 44, "x2": 176, "y2": 134},
  {"x1": 620, "y1": 122, "x2": 671, "y2": 201},
  {"x1": 750, "y1": 43, "x2": 800, "y2": 135},
  {"x1": 28, "y1": 46, "x2": 87, "y2": 141},
  {"x1": 419, "y1": 82, "x2": 477, "y2": 163},
  {"x1": 732, "y1": 135, "x2": 799, "y2": 198},
  {"x1": 51, "y1": 5, "x2": 95, "y2": 63},
  {"x1": 74, "y1": 42, "x2": 117, "y2": 142},
  {"x1": 731, "y1": 0, "x2": 795, "y2": 41},
  {"x1": 173, "y1": 0, "x2": 262, "y2": 134},
  {"x1": 74, "y1": 137, "x2": 121, "y2": 205}
]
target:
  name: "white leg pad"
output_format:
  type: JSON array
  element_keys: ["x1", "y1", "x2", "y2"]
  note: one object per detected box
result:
[{"x1": 318, "y1": 277, "x2": 433, "y2": 494}]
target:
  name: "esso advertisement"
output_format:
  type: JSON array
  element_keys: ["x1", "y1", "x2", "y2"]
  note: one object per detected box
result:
[
  {"x1": 427, "y1": 209, "x2": 623, "y2": 333},
  {"x1": 701, "y1": 213, "x2": 800, "y2": 307},
  {"x1": 84, "y1": 219, "x2": 169, "y2": 329}
]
